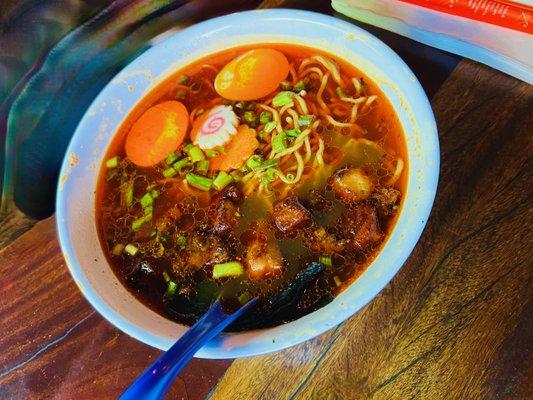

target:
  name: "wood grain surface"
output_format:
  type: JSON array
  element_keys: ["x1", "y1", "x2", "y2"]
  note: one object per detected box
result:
[
  {"x1": 209, "y1": 59, "x2": 533, "y2": 400},
  {"x1": 1, "y1": 1, "x2": 532, "y2": 399},
  {"x1": 0, "y1": 218, "x2": 231, "y2": 399}
]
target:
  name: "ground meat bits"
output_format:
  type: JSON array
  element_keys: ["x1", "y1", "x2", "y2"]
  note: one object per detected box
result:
[
  {"x1": 272, "y1": 197, "x2": 311, "y2": 234},
  {"x1": 372, "y1": 186, "x2": 401, "y2": 217}
]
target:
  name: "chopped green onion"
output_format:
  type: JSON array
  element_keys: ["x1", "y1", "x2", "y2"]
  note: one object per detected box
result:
[
  {"x1": 159, "y1": 235, "x2": 169, "y2": 246},
  {"x1": 213, "y1": 171, "x2": 233, "y2": 191},
  {"x1": 293, "y1": 79, "x2": 306, "y2": 92},
  {"x1": 183, "y1": 143, "x2": 194, "y2": 152},
  {"x1": 150, "y1": 189, "x2": 159, "y2": 199},
  {"x1": 298, "y1": 115, "x2": 314, "y2": 126},
  {"x1": 230, "y1": 171, "x2": 243, "y2": 182},
  {"x1": 140, "y1": 193, "x2": 153, "y2": 208},
  {"x1": 280, "y1": 81, "x2": 292, "y2": 90},
  {"x1": 172, "y1": 157, "x2": 190, "y2": 172},
  {"x1": 264, "y1": 121, "x2": 277, "y2": 133},
  {"x1": 176, "y1": 89, "x2": 186, "y2": 100},
  {"x1": 334, "y1": 275, "x2": 342, "y2": 287},
  {"x1": 285, "y1": 128, "x2": 300, "y2": 138},
  {"x1": 235, "y1": 102, "x2": 245, "y2": 110},
  {"x1": 149, "y1": 229, "x2": 157, "y2": 238},
  {"x1": 243, "y1": 111, "x2": 257, "y2": 126},
  {"x1": 178, "y1": 74, "x2": 189, "y2": 84},
  {"x1": 106, "y1": 156, "x2": 119, "y2": 169},
  {"x1": 122, "y1": 180, "x2": 134, "y2": 207},
  {"x1": 165, "y1": 152, "x2": 178, "y2": 165},
  {"x1": 262, "y1": 167, "x2": 279, "y2": 183},
  {"x1": 186, "y1": 173, "x2": 213, "y2": 191},
  {"x1": 336, "y1": 86, "x2": 347, "y2": 98},
  {"x1": 176, "y1": 234, "x2": 186, "y2": 250},
  {"x1": 163, "y1": 167, "x2": 177, "y2": 178},
  {"x1": 272, "y1": 91, "x2": 294, "y2": 107},
  {"x1": 272, "y1": 132, "x2": 287, "y2": 153},
  {"x1": 124, "y1": 244, "x2": 139, "y2": 256},
  {"x1": 196, "y1": 159, "x2": 210, "y2": 174},
  {"x1": 205, "y1": 149, "x2": 219, "y2": 159},
  {"x1": 238, "y1": 292, "x2": 252, "y2": 305},
  {"x1": 320, "y1": 256, "x2": 333, "y2": 267},
  {"x1": 259, "y1": 111, "x2": 272, "y2": 124},
  {"x1": 165, "y1": 281, "x2": 177, "y2": 296},
  {"x1": 213, "y1": 261, "x2": 244, "y2": 279},
  {"x1": 162, "y1": 271, "x2": 171, "y2": 282},
  {"x1": 246, "y1": 155, "x2": 263, "y2": 170},
  {"x1": 187, "y1": 145, "x2": 205, "y2": 163},
  {"x1": 112, "y1": 243, "x2": 124, "y2": 255},
  {"x1": 132, "y1": 214, "x2": 151, "y2": 231},
  {"x1": 143, "y1": 205, "x2": 153, "y2": 216}
]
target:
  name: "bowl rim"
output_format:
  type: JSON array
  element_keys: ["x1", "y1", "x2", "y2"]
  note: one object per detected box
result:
[{"x1": 56, "y1": 8, "x2": 439, "y2": 358}]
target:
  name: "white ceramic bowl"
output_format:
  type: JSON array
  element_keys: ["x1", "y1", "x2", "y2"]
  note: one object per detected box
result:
[{"x1": 56, "y1": 9, "x2": 439, "y2": 358}]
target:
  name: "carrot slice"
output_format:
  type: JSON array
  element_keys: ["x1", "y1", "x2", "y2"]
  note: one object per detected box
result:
[
  {"x1": 209, "y1": 125, "x2": 259, "y2": 171},
  {"x1": 125, "y1": 101, "x2": 189, "y2": 167}
]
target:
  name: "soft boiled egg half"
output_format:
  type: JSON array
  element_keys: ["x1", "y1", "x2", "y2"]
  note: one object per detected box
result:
[{"x1": 215, "y1": 48, "x2": 290, "y2": 101}]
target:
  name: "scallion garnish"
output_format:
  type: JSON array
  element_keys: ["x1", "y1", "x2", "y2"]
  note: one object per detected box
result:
[
  {"x1": 293, "y1": 79, "x2": 306, "y2": 92},
  {"x1": 176, "y1": 89, "x2": 186, "y2": 100},
  {"x1": 213, "y1": 261, "x2": 244, "y2": 279},
  {"x1": 186, "y1": 173, "x2": 213, "y2": 191},
  {"x1": 106, "y1": 156, "x2": 119, "y2": 169},
  {"x1": 186, "y1": 145, "x2": 205, "y2": 163},
  {"x1": 246, "y1": 155, "x2": 263, "y2": 170},
  {"x1": 204, "y1": 149, "x2": 219, "y2": 159},
  {"x1": 319, "y1": 256, "x2": 333, "y2": 266},
  {"x1": 243, "y1": 111, "x2": 257, "y2": 126},
  {"x1": 140, "y1": 193, "x2": 153, "y2": 209},
  {"x1": 150, "y1": 189, "x2": 159, "y2": 199},
  {"x1": 165, "y1": 281, "x2": 177, "y2": 296},
  {"x1": 172, "y1": 157, "x2": 190, "y2": 173},
  {"x1": 176, "y1": 234, "x2": 186, "y2": 250},
  {"x1": 272, "y1": 132, "x2": 287, "y2": 153},
  {"x1": 122, "y1": 180, "x2": 134, "y2": 207},
  {"x1": 285, "y1": 128, "x2": 300, "y2": 138},
  {"x1": 264, "y1": 121, "x2": 277, "y2": 133},
  {"x1": 272, "y1": 91, "x2": 294, "y2": 107},
  {"x1": 259, "y1": 111, "x2": 272, "y2": 124},
  {"x1": 196, "y1": 159, "x2": 210, "y2": 174},
  {"x1": 298, "y1": 115, "x2": 313, "y2": 126},
  {"x1": 163, "y1": 167, "x2": 177, "y2": 178},
  {"x1": 124, "y1": 244, "x2": 139, "y2": 256},
  {"x1": 165, "y1": 152, "x2": 178, "y2": 165},
  {"x1": 178, "y1": 74, "x2": 189, "y2": 84},
  {"x1": 213, "y1": 171, "x2": 233, "y2": 191}
]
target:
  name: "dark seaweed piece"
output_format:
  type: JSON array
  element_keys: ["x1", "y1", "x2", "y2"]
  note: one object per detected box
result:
[{"x1": 232, "y1": 262, "x2": 326, "y2": 330}]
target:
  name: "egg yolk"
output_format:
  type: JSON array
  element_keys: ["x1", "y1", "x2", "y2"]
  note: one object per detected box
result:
[{"x1": 215, "y1": 48, "x2": 290, "y2": 100}]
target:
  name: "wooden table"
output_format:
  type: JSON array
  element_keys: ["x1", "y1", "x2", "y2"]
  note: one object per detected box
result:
[{"x1": 1, "y1": 1, "x2": 532, "y2": 399}]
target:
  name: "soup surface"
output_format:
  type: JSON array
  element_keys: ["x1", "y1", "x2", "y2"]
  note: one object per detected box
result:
[{"x1": 97, "y1": 44, "x2": 407, "y2": 330}]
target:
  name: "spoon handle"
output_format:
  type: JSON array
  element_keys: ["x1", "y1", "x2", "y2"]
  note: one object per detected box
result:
[{"x1": 119, "y1": 299, "x2": 256, "y2": 400}]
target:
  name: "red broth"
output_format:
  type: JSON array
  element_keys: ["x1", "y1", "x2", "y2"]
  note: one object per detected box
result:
[{"x1": 96, "y1": 44, "x2": 408, "y2": 330}]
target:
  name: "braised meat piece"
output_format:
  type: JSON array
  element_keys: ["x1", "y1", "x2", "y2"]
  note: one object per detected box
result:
[
  {"x1": 332, "y1": 167, "x2": 373, "y2": 203},
  {"x1": 211, "y1": 199, "x2": 239, "y2": 237},
  {"x1": 306, "y1": 227, "x2": 346, "y2": 254},
  {"x1": 272, "y1": 197, "x2": 311, "y2": 234},
  {"x1": 187, "y1": 232, "x2": 230, "y2": 269},
  {"x1": 245, "y1": 240, "x2": 284, "y2": 280},
  {"x1": 372, "y1": 187, "x2": 401, "y2": 217},
  {"x1": 340, "y1": 204, "x2": 382, "y2": 251},
  {"x1": 214, "y1": 184, "x2": 244, "y2": 204}
]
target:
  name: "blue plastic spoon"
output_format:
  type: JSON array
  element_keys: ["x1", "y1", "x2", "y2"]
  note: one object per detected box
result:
[{"x1": 119, "y1": 298, "x2": 256, "y2": 400}]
